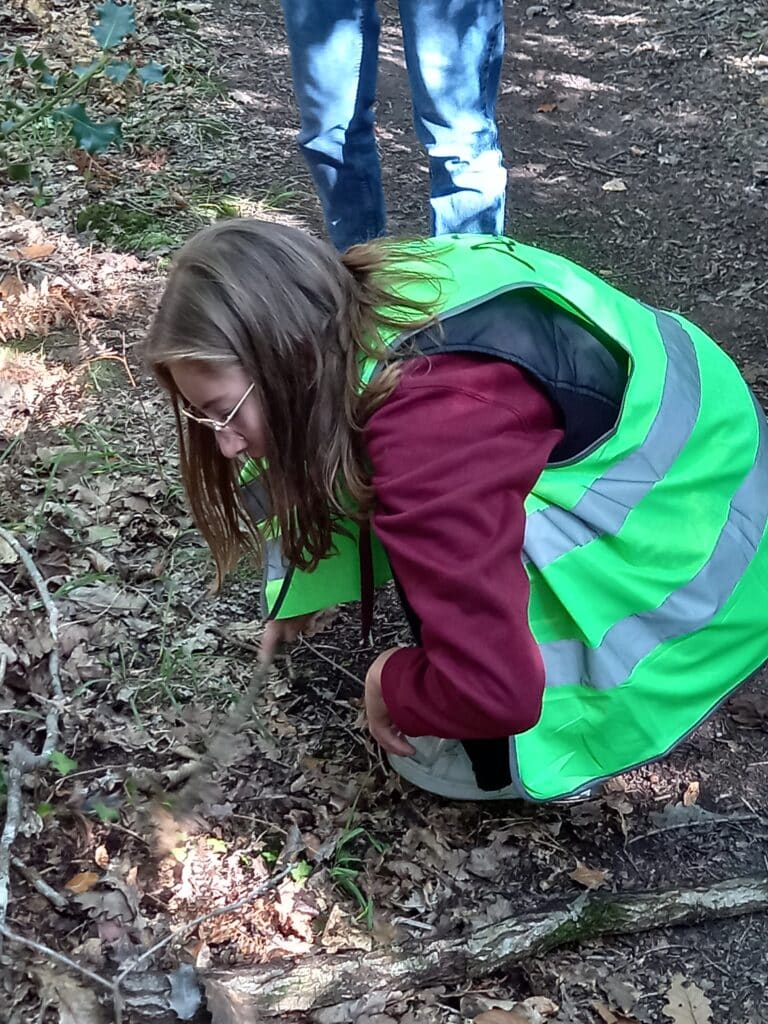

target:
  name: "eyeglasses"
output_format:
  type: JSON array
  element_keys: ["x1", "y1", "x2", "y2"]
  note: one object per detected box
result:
[{"x1": 180, "y1": 382, "x2": 256, "y2": 432}]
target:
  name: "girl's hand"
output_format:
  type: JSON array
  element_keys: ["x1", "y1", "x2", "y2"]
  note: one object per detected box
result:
[
  {"x1": 260, "y1": 608, "x2": 337, "y2": 661},
  {"x1": 364, "y1": 649, "x2": 416, "y2": 756}
]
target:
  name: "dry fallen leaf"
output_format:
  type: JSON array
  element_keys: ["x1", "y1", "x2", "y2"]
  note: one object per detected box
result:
[
  {"x1": 568, "y1": 862, "x2": 610, "y2": 889},
  {"x1": 0, "y1": 272, "x2": 26, "y2": 299},
  {"x1": 515, "y1": 996, "x2": 559, "y2": 1021},
  {"x1": 474, "y1": 1011, "x2": 528, "y2": 1024},
  {"x1": 601, "y1": 976, "x2": 639, "y2": 1015},
  {"x1": 593, "y1": 1004, "x2": 618, "y2": 1024},
  {"x1": 33, "y1": 965, "x2": 105, "y2": 1024},
  {"x1": 537, "y1": 102, "x2": 558, "y2": 113},
  {"x1": 728, "y1": 692, "x2": 768, "y2": 727},
  {"x1": 662, "y1": 975, "x2": 713, "y2": 1024},
  {"x1": 475, "y1": 997, "x2": 558, "y2": 1024},
  {"x1": 602, "y1": 178, "x2": 628, "y2": 192},
  {"x1": 0, "y1": 534, "x2": 19, "y2": 563},
  {"x1": 682, "y1": 780, "x2": 700, "y2": 806},
  {"x1": 12, "y1": 242, "x2": 57, "y2": 260},
  {"x1": 64, "y1": 871, "x2": 100, "y2": 894},
  {"x1": 592, "y1": 1002, "x2": 641, "y2": 1024}
]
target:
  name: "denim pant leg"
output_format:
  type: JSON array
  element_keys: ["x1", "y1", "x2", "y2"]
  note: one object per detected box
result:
[
  {"x1": 281, "y1": 0, "x2": 387, "y2": 250},
  {"x1": 398, "y1": 0, "x2": 506, "y2": 236}
]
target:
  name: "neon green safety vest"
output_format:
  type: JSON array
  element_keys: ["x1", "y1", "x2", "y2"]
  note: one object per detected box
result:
[{"x1": 241, "y1": 235, "x2": 768, "y2": 801}]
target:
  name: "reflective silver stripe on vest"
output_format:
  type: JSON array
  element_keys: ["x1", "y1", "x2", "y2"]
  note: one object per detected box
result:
[
  {"x1": 260, "y1": 537, "x2": 291, "y2": 617},
  {"x1": 523, "y1": 311, "x2": 702, "y2": 567},
  {"x1": 540, "y1": 400, "x2": 768, "y2": 689}
]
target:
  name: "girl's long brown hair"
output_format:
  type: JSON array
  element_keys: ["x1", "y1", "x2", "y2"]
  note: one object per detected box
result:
[{"x1": 145, "y1": 219, "x2": 444, "y2": 588}]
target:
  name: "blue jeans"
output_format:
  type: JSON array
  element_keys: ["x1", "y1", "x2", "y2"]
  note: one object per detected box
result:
[{"x1": 281, "y1": 0, "x2": 506, "y2": 250}]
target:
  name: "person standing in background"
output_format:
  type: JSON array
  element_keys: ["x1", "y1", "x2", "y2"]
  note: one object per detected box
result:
[{"x1": 280, "y1": 0, "x2": 507, "y2": 250}]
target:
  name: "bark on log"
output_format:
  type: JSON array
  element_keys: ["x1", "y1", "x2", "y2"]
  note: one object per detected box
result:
[{"x1": 203, "y1": 874, "x2": 768, "y2": 1024}]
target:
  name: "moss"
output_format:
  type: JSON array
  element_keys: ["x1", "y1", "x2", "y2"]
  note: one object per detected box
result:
[
  {"x1": 543, "y1": 900, "x2": 631, "y2": 950},
  {"x1": 76, "y1": 202, "x2": 181, "y2": 254},
  {"x1": 164, "y1": 9, "x2": 200, "y2": 30}
]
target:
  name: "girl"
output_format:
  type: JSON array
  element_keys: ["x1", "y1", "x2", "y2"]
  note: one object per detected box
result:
[{"x1": 145, "y1": 219, "x2": 768, "y2": 803}]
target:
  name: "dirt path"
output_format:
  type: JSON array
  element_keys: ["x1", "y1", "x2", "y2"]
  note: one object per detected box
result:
[{"x1": 1, "y1": 1, "x2": 767, "y2": 1022}]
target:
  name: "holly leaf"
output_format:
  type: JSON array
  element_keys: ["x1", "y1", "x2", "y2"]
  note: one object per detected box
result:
[
  {"x1": 73, "y1": 61, "x2": 101, "y2": 78},
  {"x1": 104, "y1": 60, "x2": 133, "y2": 83},
  {"x1": 55, "y1": 103, "x2": 122, "y2": 154},
  {"x1": 90, "y1": 1, "x2": 137, "y2": 50},
  {"x1": 137, "y1": 61, "x2": 166, "y2": 85}
]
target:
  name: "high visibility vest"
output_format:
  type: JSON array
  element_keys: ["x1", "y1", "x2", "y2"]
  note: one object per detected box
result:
[{"x1": 241, "y1": 235, "x2": 768, "y2": 801}]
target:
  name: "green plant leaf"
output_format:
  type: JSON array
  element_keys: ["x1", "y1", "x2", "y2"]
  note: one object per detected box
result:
[
  {"x1": 91, "y1": 2, "x2": 137, "y2": 50},
  {"x1": 36, "y1": 802, "x2": 55, "y2": 818},
  {"x1": 55, "y1": 103, "x2": 122, "y2": 154},
  {"x1": 137, "y1": 61, "x2": 166, "y2": 85},
  {"x1": 90, "y1": 801, "x2": 120, "y2": 823},
  {"x1": 104, "y1": 60, "x2": 133, "y2": 83},
  {"x1": 13, "y1": 47, "x2": 29, "y2": 69},
  {"x1": 50, "y1": 751, "x2": 79, "y2": 777},
  {"x1": 290, "y1": 861, "x2": 313, "y2": 883}
]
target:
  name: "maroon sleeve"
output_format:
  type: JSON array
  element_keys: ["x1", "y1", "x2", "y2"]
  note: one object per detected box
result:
[{"x1": 364, "y1": 353, "x2": 564, "y2": 739}]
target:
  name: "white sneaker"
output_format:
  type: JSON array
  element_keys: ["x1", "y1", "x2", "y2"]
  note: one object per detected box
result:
[
  {"x1": 387, "y1": 737, "x2": 524, "y2": 801},
  {"x1": 387, "y1": 736, "x2": 597, "y2": 803}
]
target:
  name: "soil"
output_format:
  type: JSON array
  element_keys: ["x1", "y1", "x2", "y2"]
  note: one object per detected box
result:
[{"x1": 1, "y1": 1, "x2": 768, "y2": 1022}]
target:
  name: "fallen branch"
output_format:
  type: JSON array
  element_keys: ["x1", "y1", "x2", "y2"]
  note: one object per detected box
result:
[
  {"x1": 0, "y1": 526, "x2": 63, "y2": 932},
  {"x1": 10, "y1": 856, "x2": 69, "y2": 911},
  {"x1": 203, "y1": 874, "x2": 768, "y2": 1022}
]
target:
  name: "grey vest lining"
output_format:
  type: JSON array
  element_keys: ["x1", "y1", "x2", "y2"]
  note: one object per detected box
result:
[{"x1": 402, "y1": 287, "x2": 628, "y2": 463}]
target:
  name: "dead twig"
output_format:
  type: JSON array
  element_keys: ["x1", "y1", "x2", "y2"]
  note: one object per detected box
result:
[
  {"x1": 115, "y1": 862, "x2": 295, "y2": 987},
  {"x1": 0, "y1": 923, "x2": 122, "y2": 1017},
  {"x1": 0, "y1": 525, "x2": 63, "y2": 703},
  {"x1": 626, "y1": 811, "x2": 764, "y2": 845},
  {"x1": 1, "y1": 862, "x2": 295, "y2": 1023},
  {"x1": 0, "y1": 526, "x2": 64, "y2": 932},
  {"x1": 10, "y1": 856, "x2": 69, "y2": 911},
  {"x1": 300, "y1": 636, "x2": 366, "y2": 689}
]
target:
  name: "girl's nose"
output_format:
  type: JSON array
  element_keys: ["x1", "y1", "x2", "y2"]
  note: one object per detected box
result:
[{"x1": 215, "y1": 429, "x2": 248, "y2": 459}]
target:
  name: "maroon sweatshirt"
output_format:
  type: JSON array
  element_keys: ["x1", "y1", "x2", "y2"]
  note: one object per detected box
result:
[{"x1": 364, "y1": 353, "x2": 564, "y2": 740}]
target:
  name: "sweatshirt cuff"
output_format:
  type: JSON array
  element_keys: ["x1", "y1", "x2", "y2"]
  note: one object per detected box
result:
[{"x1": 379, "y1": 646, "x2": 435, "y2": 737}]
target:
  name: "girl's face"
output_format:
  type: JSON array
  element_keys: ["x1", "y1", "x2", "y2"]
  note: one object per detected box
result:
[{"x1": 171, "y1": 361, "x2": 267, "y2": 461}]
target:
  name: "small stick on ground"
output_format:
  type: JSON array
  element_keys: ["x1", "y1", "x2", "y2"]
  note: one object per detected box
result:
[
  {"x1": 10, "y1": 856, "x2": 69, "y2": 911},
  {"x1": 0, "y1": 526, "x2": 64, "y2": 932}
]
